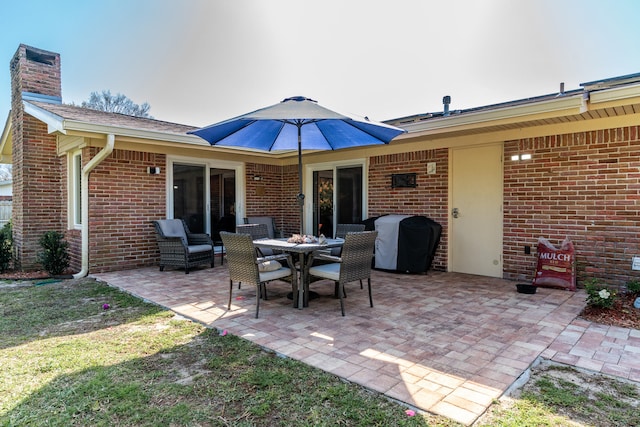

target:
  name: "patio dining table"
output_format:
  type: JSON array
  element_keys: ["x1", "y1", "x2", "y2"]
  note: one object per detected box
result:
[{"x1": 252, "y1": 238, "x2": 344, "y2": 309}]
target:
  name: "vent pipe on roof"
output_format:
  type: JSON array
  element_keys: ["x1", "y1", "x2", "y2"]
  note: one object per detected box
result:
[{"x1": 443, "y1": 95, "x2": 451, "y2": 116}]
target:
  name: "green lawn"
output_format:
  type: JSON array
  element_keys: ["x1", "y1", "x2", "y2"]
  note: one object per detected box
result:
[{"x1": 1, "y1": 278, "x2": 637, "y2": 426}]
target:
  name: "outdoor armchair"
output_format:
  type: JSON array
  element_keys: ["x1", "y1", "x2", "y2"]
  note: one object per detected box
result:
[
  {"x1": 220, "y1": 231, "x2": 297, "y2": 318},
  {"x1": 153, "y1": 219, "x2": 214, "y2": 274},
  {"x1": 307, "y1": 230, "x2": 378, "y2": 316}
]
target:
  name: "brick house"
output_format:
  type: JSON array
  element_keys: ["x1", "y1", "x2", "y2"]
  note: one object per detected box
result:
[{"x1": 1, "y1": 44, "x2": 639, "y2": 286}]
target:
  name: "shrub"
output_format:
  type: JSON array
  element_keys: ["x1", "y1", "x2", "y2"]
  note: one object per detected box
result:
[
  {"x1": 584, "y1": 278, "x2": 617, "y2": 309},
  {"x1": 0, "y1": 221, "x2": 12, "y2": 272},
  {"x1": 38, "y1": 231, "x2": 70, "y2": 276},
  {"x1": 625, "y1": 280, "x2": 640, "y2": 296}
]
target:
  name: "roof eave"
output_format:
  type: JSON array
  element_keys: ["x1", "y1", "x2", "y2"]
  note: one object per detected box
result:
[
  {"x1": 0, "y1": 111, "x2": 12, "y2": 163},
  {"x1": 397, "y1": 94, "x2": 584, "y2": 137},
  {"x1": 23, "y1": 101, "x2": 67, "y2": 134},
  {"x1": 588, "y1": 81, "x2": 640, "y2": 105}
]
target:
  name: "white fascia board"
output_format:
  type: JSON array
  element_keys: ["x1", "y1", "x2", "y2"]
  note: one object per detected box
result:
[
  {"x1": 60, "y1": 120, "x2": 206, "y2": 145},
  {"x1": 0, "y1": 111, "x2": 11, "y2": 159},
  {"x1": 398, "y1": 94, "x2": 583, "y2": 135},
  {"x1": 60, "y1": 120, "x2": 295, "y2": 157},
  {"x1": 23, "y1": 101, "x2": 66, "y2": 134},
  {"x1": 588, "y1": 82, "x2": 640, "y2": 104}
]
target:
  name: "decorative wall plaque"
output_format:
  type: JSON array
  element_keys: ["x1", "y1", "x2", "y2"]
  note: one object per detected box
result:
[{"x1": 391, "y1": 173, "x2": 417, "y2": 188}]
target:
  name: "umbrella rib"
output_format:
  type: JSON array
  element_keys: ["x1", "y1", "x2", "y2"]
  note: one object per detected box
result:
[
  {"x1": 340, "y1": 120, "x2": 391, "y2": 143},
  {"x1": 202, "y1": 119, "x2": 257, "y2": 144},
  {"x1": 266, "y1": 121, "x2": 288, "y2": 151}
]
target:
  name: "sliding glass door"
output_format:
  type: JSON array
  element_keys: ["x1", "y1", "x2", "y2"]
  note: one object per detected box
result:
[
  {"x1": 173, "y1": 164, "x2": 206, "y2": 233},
  {"x1": 311, "y1": 164, "x2": 364, "y2": 237},
  {"x1": 170, "y1": 160, "x2": 244, "y2": 237}
]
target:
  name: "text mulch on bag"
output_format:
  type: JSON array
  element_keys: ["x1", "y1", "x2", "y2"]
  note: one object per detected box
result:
[{"x1": 532, "y1": 236, "x2": 576, "y2": 291}]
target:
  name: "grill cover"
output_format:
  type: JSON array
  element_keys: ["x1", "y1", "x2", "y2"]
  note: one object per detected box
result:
[
  {"x1": 374, "y1": 215, "x2": 411, "y2": 270},
  {"x1": 397, "y1": 216, "x2": 442, "y2": 273},
  {"x1": 370, "y1": 215, "x2": 442, "y2": 273}
]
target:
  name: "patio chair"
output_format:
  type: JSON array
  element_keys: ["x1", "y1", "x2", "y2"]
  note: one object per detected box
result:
[
  {"x1": 152, "y1": 219, "x2": 214, "y2": 274},
  {"x1": 220, "y1": 231, "x2": 297, "y2": 318},
  {"x1": 243, "y1": 216, "x2": 282, "y2": 238},
  {"x1": 331, "y1": 223, "x2": 366, "y2": 255},
  {"x1": 307, "y1": 230, "x2": 378, "y2": 316},
  {"x1": 236, "y1": 223, "x2": 269, "y2": 240},
  {"x1": 332, "y1": 223, "x2": 367, "y2": 288}
]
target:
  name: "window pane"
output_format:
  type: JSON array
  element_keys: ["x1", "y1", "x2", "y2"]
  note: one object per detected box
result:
[
  {"x1": 313, "y1": 170, "x2": 333, "y2": 237},
  {"x1": 74, "y1": 153, "x2": 82, "y2": 225},
  {"x1": 173, "y1": 164, "x2": 205, "y2": 233},
  {"x1": 336, "y1": 166, "x2": 362, "y2": 224}
]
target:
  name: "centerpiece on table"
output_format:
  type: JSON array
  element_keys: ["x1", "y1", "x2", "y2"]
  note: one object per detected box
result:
[{"x1": 287, "y1": 234, "x2": 319, "y2": 244}]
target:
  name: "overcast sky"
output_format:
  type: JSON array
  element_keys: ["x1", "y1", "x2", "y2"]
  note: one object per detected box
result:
[{"x1": 1, "y1": 0, "x2": 640, "y2": 127}]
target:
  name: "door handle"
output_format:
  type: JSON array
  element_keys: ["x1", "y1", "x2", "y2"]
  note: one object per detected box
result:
[{"x1": 452, "y1": 208, "x2": 459, "y2": 218}]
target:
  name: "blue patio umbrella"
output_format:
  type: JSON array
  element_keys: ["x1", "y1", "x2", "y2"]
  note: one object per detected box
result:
[{"x1": 188, "y1": 96, "x2": 405, "y2": 234}]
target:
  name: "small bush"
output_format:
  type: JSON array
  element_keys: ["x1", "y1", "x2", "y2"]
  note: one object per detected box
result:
[
  {"x1": 38, "y1": 231, "x2": 70, "y2": 276},
  {"x1": 584, "y1": 278, "x2": 617, "y2": 309},
  {"x1": 0, "y1": 221, "x2": 12, "y2": 272},
  {"x1": 625, "y1": 280, "x2": 640, "y2": 296}
]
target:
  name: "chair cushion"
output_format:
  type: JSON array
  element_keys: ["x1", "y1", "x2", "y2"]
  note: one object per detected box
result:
[
  {"x1": 258, "y1": 260, "x2": 282, "y2": 272},
  {"x1": 187, "y1": 244, "x2": 213, "y2": 253},
  {"x1": 308, "y1": 263, "x2": 340, "y2": 281},
  {"x1": 158, "y1": 219, "x2": 188, "y2": 242},
  {"x1": 259, "y1": 266, "x2": 292, "y2": 282}
]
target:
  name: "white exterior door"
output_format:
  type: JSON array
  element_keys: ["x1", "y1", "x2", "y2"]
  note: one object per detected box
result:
[{"x1": 450, "y1": 144, "x2": 503, "y2": 277}]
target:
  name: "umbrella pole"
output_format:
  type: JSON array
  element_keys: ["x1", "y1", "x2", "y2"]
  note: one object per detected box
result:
[{"x1": 296, "y1": 123, "x2": 304, "y2": 235}]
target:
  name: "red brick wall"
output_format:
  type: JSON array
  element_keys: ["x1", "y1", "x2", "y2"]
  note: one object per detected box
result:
[
  {"x1": 369, "y1": 149, "x2": 449, "y2": 271},
  {"x1": 504, "y1": 126, "x2": 640, "y2": 287},
  {"x1": 10, "y1": 45, "x2": 65, "y2": 270},
  {"x1": 245, "y1": 162, "x2": 300, "y2": 236},
  {"x1": 10, "y1": 115, "x2": 65, "y2": 270},
  {"x1": 70, "y1": 148, "x2": 167, "y2": 273},
  {"x1": 10, "y1": 45, "x2": 61, "y2": 98}
]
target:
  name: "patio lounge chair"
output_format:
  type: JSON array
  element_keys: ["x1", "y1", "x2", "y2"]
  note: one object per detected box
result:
[
  {"x1": 153, "y1": 219, "x2": 214, "y2": 274},
  {"x1": 307, "y1": 230, "x2": 377, "y2": 316},
  {"x1": 220, "y1": 231, "x2": 297, "y2": 318}
]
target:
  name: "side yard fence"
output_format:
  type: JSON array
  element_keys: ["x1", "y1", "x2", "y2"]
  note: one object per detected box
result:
[{"x1": 0, "y1": 200, "x2": 12, "y2": 227}]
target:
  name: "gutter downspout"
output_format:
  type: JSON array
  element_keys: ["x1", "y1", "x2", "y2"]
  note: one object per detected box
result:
[{"x1": 73, "y1": 134, "x2": 115, "y2": 278}]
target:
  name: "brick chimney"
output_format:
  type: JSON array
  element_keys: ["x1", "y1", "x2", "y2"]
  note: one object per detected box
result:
[{"x1": 10, "y1": 45, "x2": 64, "y2": 270}]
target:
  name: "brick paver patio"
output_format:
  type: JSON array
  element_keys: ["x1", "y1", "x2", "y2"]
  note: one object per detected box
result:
[{"x1": 93, "y1": 264, "x2": 640, "y2": 425}]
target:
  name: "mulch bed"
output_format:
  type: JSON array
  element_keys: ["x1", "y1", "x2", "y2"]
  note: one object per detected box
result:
[
  {"x1": 0, "y1": 269, "x2": 75, "y2": 281},
  {"x1": 0, "y1": 270, "x2": 50, "y2": 280},
  {"x1": 579, "y1": 293, "x2": 640, "y2": 330}
]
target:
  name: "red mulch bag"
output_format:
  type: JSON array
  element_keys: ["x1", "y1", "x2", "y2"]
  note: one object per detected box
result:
[{"x1": 532, "y1": 237, "x2": 576, "y2": 291}]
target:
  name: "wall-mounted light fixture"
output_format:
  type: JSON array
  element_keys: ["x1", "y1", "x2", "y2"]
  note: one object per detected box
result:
[
  {"x1": 510, "y1": 154, "x2": 532, "y2": 161},
  {"x1": 253, "y1": 175, "x2": 263, "y2": 181},
  {"x1": 147, "y1": 166, "x2": 161, "y2": 174}
]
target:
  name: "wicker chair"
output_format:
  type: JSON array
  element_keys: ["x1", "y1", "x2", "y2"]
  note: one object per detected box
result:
[
  {"x1": 236, "y1": 223, "x2": 269, "y2": 240},
  {"x1": 220, "y1": 231, "x2": 297, "y2": 318},
  {"x1": 307, "y1": 230, "x2": 378, "y2": 316},
  {"x1": 243, "y1": 216, "x2": 282, "y2": 238},
  {"x1": 331, "y1": 223, "x2": 366, "y2": 255},
  {"x1": 236, "y1": 223, "x2": 274, "y2": 257},
  {"x1": 153, "y1": 219, "x2": 214, "y2": 274}
]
